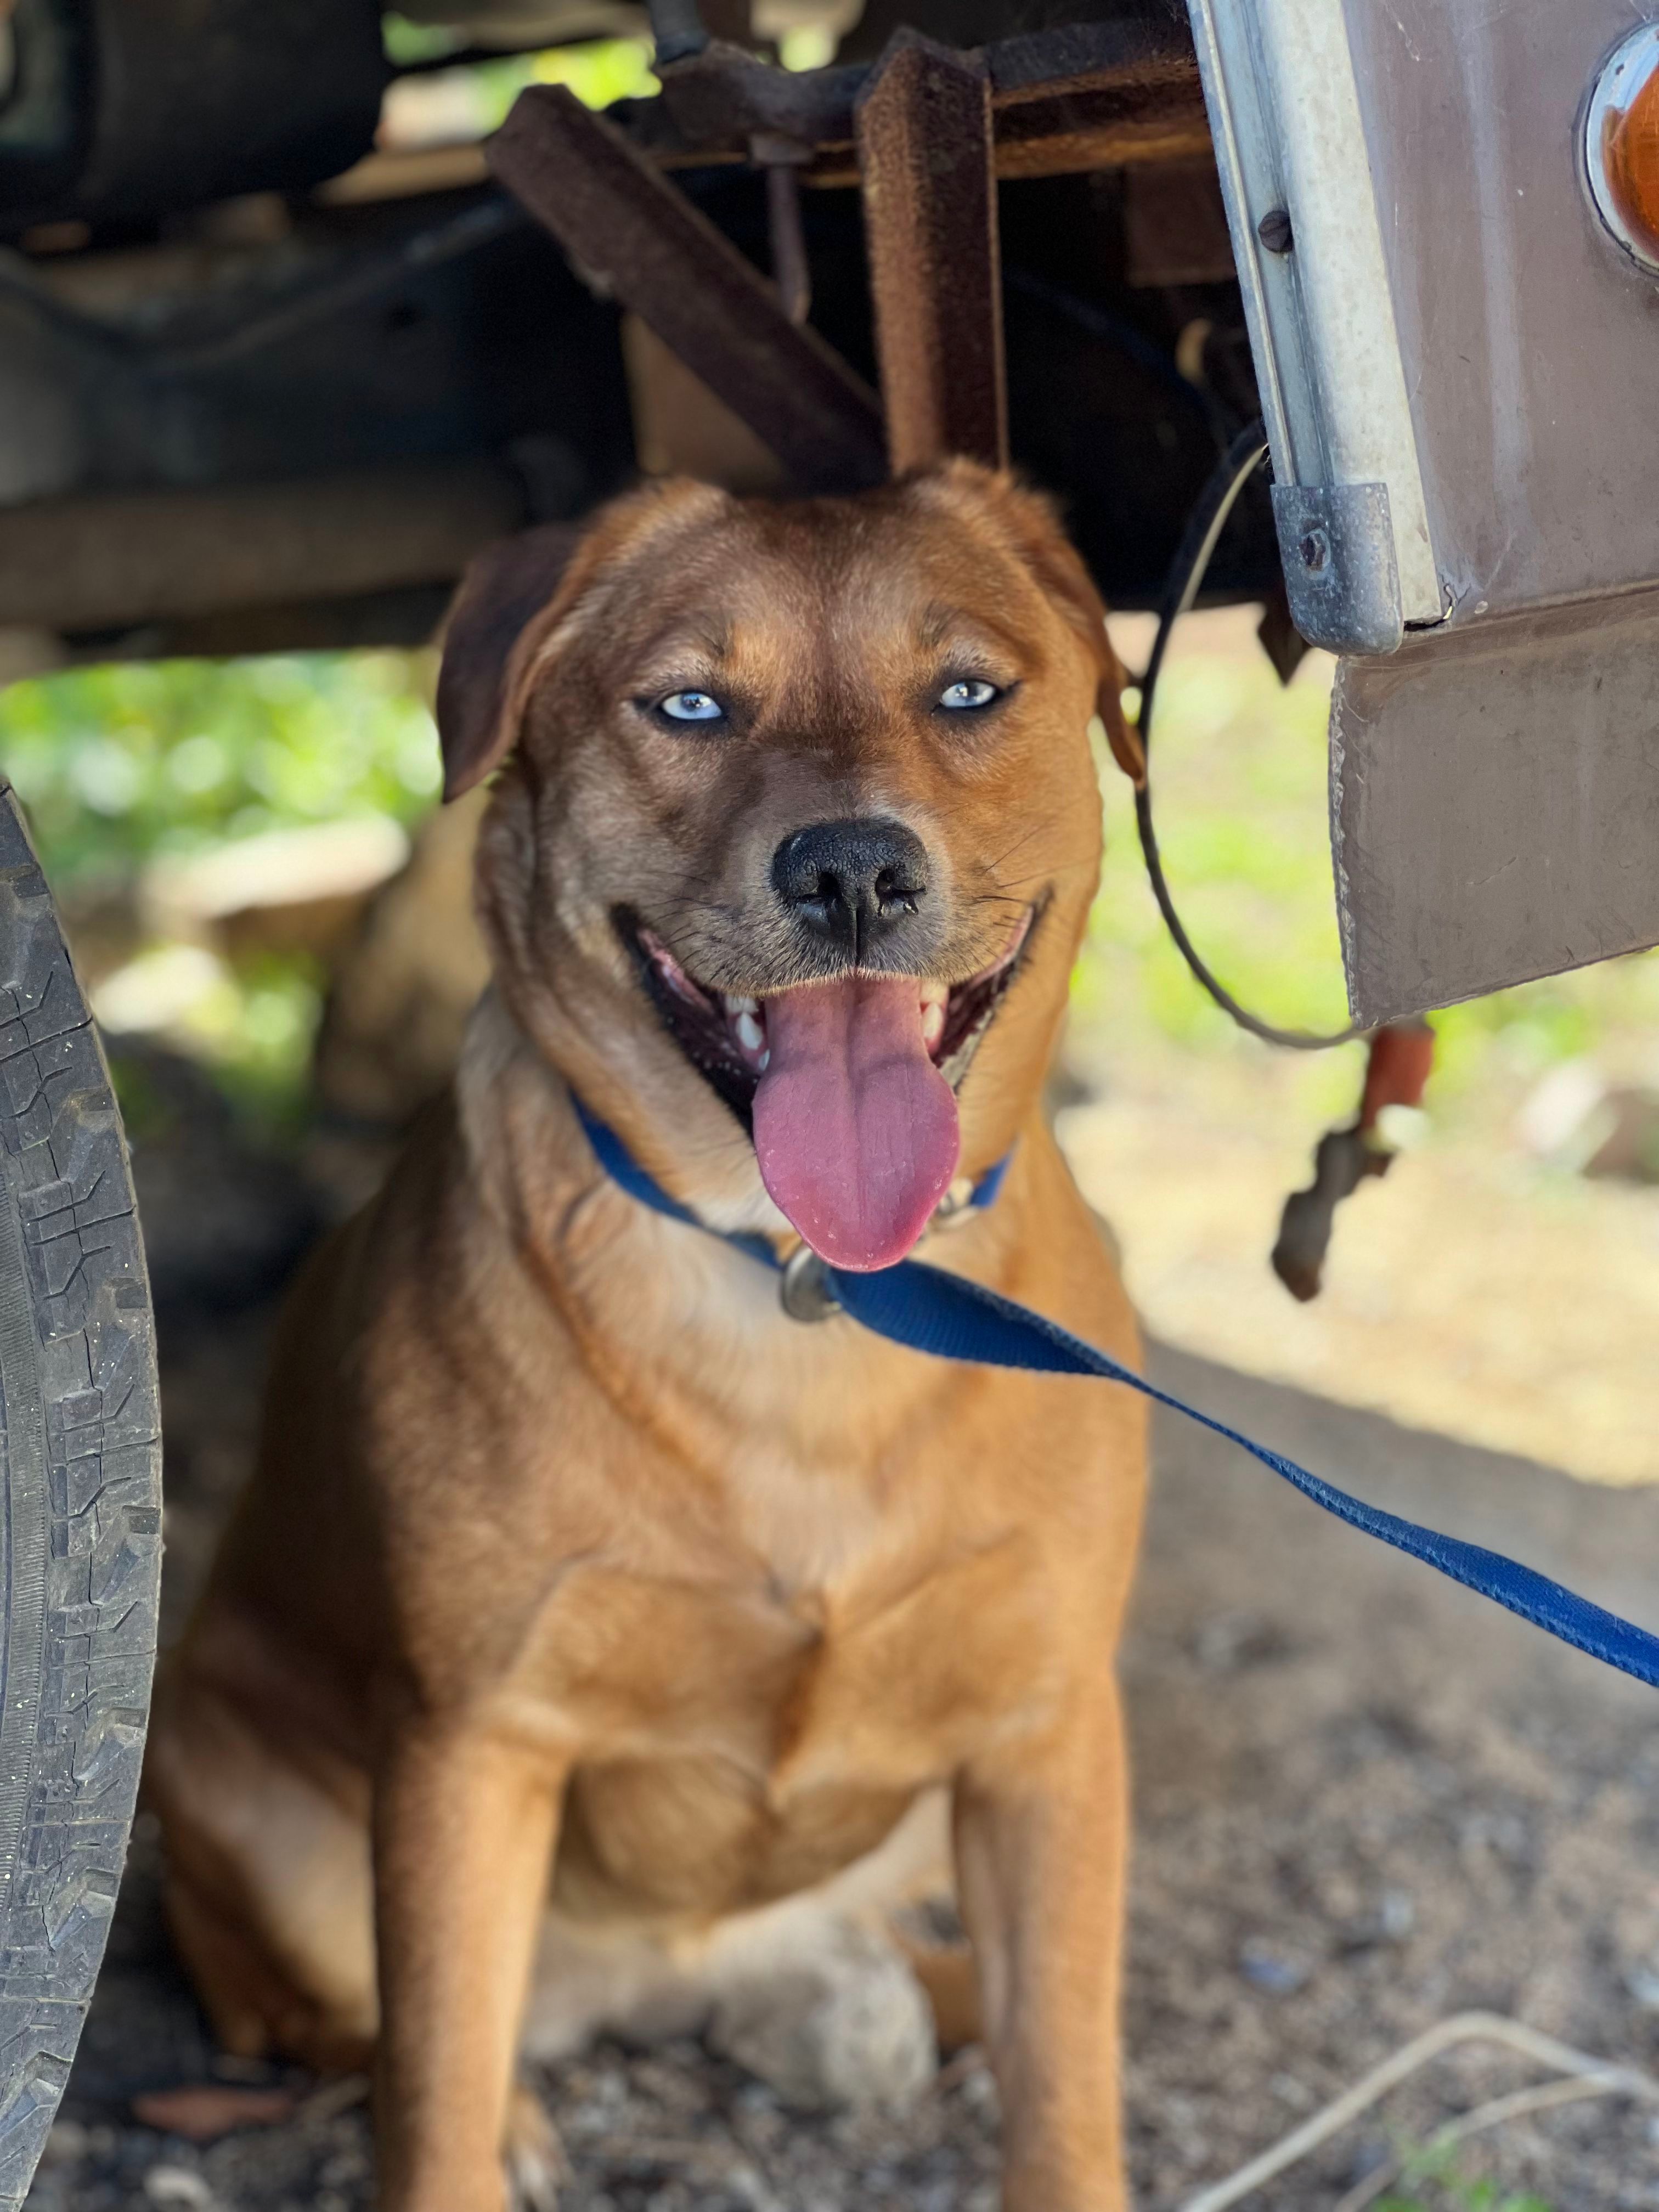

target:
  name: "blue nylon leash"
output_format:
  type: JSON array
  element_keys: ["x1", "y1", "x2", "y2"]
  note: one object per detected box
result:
[{"x1": 574, "y1": 1100, "x2": 1659, "y2": 1693}]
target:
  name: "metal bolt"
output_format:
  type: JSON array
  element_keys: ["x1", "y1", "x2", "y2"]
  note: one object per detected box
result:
[
  {"x1": 1257, "y1": 207, "x2": 1294, "y2": 254},
  {"x1": 1299, "y1": 527, "x2": 1331, "y2": 573}
]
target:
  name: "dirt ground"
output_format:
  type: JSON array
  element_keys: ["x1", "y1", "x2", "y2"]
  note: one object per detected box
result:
[{"x1": 25, "y1": 1063, "x2": 1659, "y2": 2212}]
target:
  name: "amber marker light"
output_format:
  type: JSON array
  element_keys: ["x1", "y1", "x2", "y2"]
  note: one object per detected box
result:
[{"x1": 1585, "y1": 22, "x2": 1659, "y2": 273}]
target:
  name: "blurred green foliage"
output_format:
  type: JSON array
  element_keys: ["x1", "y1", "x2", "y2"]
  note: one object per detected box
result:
[
  {"x1": 468, "y1": 38, "x2": 659, "y2": 125},
  {"x1": 381, "y1": 15, "x2": 658, "y2": 132},
  {"x1": 1085, "y1": 642, "x2": 1351, "y2": 1048},
  {"x1": 0, "y1": 653, "x2": 441, "y2": 891},
  {"x1": 1381, "y1": 2193, "x2": 1554, "y2": 2212},
  {"x1": 0, "y1": 652, "x2": 443, "y2": 1117},
  {"x1": 382, "y1": 12, "x2": 470, "y2": 64},
  {"x1": 1079, "y1": 623, "x2": 1659, "y2": 1127},
  {"x1": 1375, "y1": 2128, "x2": 1557, "y2": 2211}
]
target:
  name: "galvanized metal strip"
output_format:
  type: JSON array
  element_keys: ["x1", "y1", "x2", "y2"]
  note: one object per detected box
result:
[
  {"x1": 1183, "y1": 0, "x2": 1440, "y2": 640},
  {"x1": 1251, "y1": 0, "x2": 1438, "y2": 627},
  {"x1": 1182, "y1": 0, "x2": 1298, "y2": 483}
]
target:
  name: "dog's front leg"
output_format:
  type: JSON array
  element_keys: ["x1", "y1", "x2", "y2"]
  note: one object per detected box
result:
[
  {"x1": 954, "y1": 1677, "x2": 1130, "y2": 2212},
  {"x1": 373, "y1": 1724, "x2": 567, "y2": 2212}
]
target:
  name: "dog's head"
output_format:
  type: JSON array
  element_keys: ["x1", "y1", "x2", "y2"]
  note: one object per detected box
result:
[{"x1": 439, "y1": 464, "x2": 1141, "y2": 1272}]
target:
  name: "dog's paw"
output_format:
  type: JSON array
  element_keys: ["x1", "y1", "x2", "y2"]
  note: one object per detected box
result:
[{"x1": 503, "y1": 2080, "x2": 567, "y2": 2212}]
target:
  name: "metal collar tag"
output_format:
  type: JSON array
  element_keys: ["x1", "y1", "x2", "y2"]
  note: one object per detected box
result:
[{"x1": 780, "y1": 1246, "x2": 842, "y2": 1323}]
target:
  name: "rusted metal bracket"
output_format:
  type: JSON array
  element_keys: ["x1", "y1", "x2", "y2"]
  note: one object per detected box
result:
[
  {"x1": 628, "y1": 14, "x2": 1209, "y2": 185},
  {"x1": 856, "y1": 37, "x2": 1007, "y2": 475},
  {"x1": 1272, "y1": 1021, "x2": 1435, "y2": 1301},
  {"x1": 489, "y1": 86, "x2": 887, "y2": 494}
]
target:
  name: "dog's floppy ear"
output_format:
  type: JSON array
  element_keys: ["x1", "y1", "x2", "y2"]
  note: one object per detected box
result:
[
  {"x1": 1009, "y1": 505, "x2": 1147, "y2": 789},
  {"x1": 435, "y1": 522, "x2": 588, "y2": 801},
  {"x1": 436, "y1": 482, "x2": 733, "y2": 801},
  {"x1": 921, "y1": 462, "x2": 1147, "y2": 787}
]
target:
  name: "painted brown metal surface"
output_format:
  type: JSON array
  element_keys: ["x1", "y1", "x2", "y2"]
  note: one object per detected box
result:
[
  {"x1": 1314, "y1": 0, "x2": 1659, "y2": 1017},
  {"x1": 856, "y1": 37, "x2": 1007, "y2": 474},
  {"x1": 1339, "y1": 0, "x2": 1659, "y2": 623},
  {"x1": 1333, "y1": 590, "x2": 1659, "y2": 1025},
  {"x1": 489, "y1": 86, "x2": 886, "y2": 494}
]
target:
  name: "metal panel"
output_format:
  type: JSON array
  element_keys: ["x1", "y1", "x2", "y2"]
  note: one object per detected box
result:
[
  {"x1": 1182, "y1": 0, "x2": 1659, "y2": 1013},
  {"x1": 1333, "y1": 589, "x2": 1659, "y2": 1027},
  {"x1": 1341, "y1": 0, "x2": 1659, "y2": 625}
]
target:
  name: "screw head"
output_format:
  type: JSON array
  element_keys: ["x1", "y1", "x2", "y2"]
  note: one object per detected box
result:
[
  {"x1": 1299, "y1": 527, "x2": 1331, "y2": 573},
  {"x1": 1257, "y1": 206, "x2": 1294, "y2": 254}
]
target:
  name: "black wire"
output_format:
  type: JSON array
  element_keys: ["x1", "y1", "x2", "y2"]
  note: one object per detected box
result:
[
  {"x1": 1132, "y1": 420, "x2": 1361, "y2": 1052},
  {"x1": 1002, "y1": 267, "x2": 1235, "y2": 455}
]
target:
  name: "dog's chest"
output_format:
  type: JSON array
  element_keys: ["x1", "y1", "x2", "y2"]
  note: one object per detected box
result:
[
  {"x1": 529, "y1": 1536, "x2": 1049, "y2": 1917},
  {"x1": 526, "y1": 1525, "x2": 1051, "y2": 1792}
]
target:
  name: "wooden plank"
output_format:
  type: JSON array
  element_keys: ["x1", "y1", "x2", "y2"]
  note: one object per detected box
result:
[
  {"x1": 855, "y1": 36, "x2": 1007, "y2": 473},
  {"x1": 489, "y1": 85, "x2": 887, "y2": 493}
]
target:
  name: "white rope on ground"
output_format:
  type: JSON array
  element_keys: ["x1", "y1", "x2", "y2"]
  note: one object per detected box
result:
[{"x1": 1176, "y1": 2010, "x2": 1659, "y2": 2212}]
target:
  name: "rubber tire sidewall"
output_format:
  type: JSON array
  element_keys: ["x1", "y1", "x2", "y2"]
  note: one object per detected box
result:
[{"x1": 0, "y1": 783, "x2": 161, "y2": 2204}]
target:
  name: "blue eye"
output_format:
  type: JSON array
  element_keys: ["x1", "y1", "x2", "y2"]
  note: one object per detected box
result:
[
  {"x1": 938, "y1": 679, "x2": 1000, "y2": 712},
  {"x1": 658, "y1": 690, "x2": 725, "y2": 724}
]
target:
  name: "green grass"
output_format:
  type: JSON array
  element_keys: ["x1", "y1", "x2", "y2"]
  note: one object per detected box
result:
[
  {"x1": 1381, "y1": 2192, "x2": 1554, "y2": 2211},
  {"x1": 1375, "y1": 2131, "x2": 1557, "y2": 2210}
]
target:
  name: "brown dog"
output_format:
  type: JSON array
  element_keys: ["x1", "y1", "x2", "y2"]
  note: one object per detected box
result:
[{"x1": 146, "y1": 463, "x2": 1150, "y2": 2212}]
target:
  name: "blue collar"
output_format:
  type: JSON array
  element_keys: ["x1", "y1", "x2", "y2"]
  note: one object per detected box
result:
[
  {"x1": 570, "y1": 1091, "x2": 1659, "y2": 1698},
  {"x1": 572, "y1": 1094, "x2": 1009, "y2": 1319}
]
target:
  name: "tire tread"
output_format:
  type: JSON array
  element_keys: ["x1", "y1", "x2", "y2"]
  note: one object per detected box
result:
[{"x1": 0, "y1": 785, "x2": 160, "y2": 2205}]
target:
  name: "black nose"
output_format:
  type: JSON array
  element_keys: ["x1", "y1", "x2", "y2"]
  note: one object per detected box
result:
[{"x1": 772, "y1": 817, "x2": 930, "y2": 955}]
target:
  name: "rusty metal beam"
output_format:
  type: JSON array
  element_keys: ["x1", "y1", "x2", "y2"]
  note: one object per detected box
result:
[
  {"x1": 610, "y1": 15, "x2": 1208, "y2": 188},
  {"x1": 0, "y1": 465, "x2": 524, "y2": 632},
  {"x1": 1124, "y1": 153, "x2": 1235, "y2": 284},
  {"x1": 856, "y1": 37, "x2": 1007, "y2": 475},
  {"x1": 338, "y1": 26, "x2": 1209, "y2": 206},
  {"x1": 631, "y1": 12, "x2": 1199, "y2": 157},
  {"x1": 989, "y1": 69, "x2": 1210, "y2": 181},
  {"x1": 489, "y1": 86, "x2": 887, "y2": 494}
]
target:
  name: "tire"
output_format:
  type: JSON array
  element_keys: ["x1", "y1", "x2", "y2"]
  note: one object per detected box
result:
[{"x1": 0, "y1": 784, "x2": 161, "y2": 2205}]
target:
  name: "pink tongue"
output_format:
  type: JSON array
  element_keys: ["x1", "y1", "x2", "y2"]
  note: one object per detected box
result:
[{"x1": 753, "y1": 975, "x2": 960, "y2": 1271}]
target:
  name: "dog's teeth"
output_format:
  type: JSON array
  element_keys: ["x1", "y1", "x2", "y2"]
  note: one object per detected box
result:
[
  {"x1": 921, "y1": 1001, "x2": 945, "y2": 1052},
  {"x1": 919, "y1": 979, "x2": 949, "y2": 1009},
  {"x1": 735, "y1": 1012, "x2": 765, "y2": 1053},
  {"x1": 757, "y1": 1048, "x2": 770, "y2": 1072},
  {"x1": 724, "y1": 994, "x2": 759, "y2": 1016}
]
